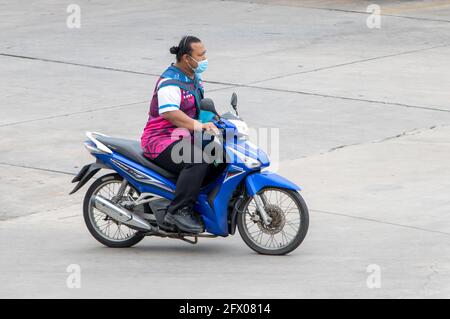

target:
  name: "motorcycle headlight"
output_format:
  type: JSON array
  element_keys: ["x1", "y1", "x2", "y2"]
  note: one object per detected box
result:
[
  {"x1": 227, "y1": 147, "x2": 261, "y2": 169},
  {"x1": 229, "y1": 120, "x2": 249, "y2": 139}
]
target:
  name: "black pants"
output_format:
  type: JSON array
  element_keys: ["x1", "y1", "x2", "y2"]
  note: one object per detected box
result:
[{"x1": 152, "y1": 138, "x2": 214, "y2": 214}]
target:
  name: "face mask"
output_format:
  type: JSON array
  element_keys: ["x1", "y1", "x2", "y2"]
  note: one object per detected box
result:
[{"x1": 188, "y1": 55, "x2": 208, "y2": 74}]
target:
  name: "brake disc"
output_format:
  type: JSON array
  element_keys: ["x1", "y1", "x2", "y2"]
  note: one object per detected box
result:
[{"x1": 256, "y1": 204, "x2": 286, "y2": 235}]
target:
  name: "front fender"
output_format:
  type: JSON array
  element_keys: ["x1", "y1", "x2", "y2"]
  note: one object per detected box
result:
[{"x1": 245, "y1": 171, "x2": 302, "y2": 196}]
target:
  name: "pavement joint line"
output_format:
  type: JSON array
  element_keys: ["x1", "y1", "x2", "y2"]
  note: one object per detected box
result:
[
  {"x1": 3, "y1": 197, "x2": 450, "y2": 237},
  {"x1": 3, "y1": 83, "x2": 448, "y2": 128},
  {"x1": 311, "y1": 209, "x2": 450, "y2": 236},
  {"x1": 0, "y1": 53, "x2": 240, "y2": 87},
  {"x1": 0, "y1": 203, "x2": 81, "y2": 222},
  {"x1": 0, "y1": 100, "x2": 147, "y2": 128},
  {"x1": 374, "y1": 125, "x2": 439, "y2": 143},
  {"x1": 0, "y1": 123, "x2": 448, "y2": 179},
  {"x1": 220, "y1": 0, "x2": 450, "y2": 23},
  {"x1": 172, "y1": 80, "x2": 450, "y2": 114},
  {"x1": 58, "y1": 214, "x2": 80, "y2": 220},
  {"x1": 235, "y1": 84, "x2": 450, "y2": 113},
  {"x1": 0, "y1": 162, "x2": 75, "y2": 176},
  {"x1": 294, "y1": 124, "x2": 447, "y2": 158},
  {"x1": 2, "y1": 50, "x2": 450, "y2": 115},
  {"x1": 303, "y1": 6, "x2": 450, "y2": 24},
  {"x1": 246, "y1": 43, "x2": 450, "y2": 85},
  {"x1": 0, "y1": 53, "x2": 161, "y2": 77},
  {"x1": 327, "y1": 125, "x2": 435, "y2": 152}
]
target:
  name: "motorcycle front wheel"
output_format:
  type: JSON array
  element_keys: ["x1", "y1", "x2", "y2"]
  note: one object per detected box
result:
[{"x1": 237, "y1": 187, "x2": 309, "y2": 255}]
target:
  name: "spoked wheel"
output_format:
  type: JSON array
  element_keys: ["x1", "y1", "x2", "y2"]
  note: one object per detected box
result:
[
  {"x1": 83, "y1": 173, "x2": 148, "y2": 248},
  {"x1": 237, "y1": 187, "x2": 309, "y2": 255}
]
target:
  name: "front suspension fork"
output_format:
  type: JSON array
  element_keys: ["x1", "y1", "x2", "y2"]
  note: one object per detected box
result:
[{"x1": 253, "y1": 194, "x2": 272, "y2": 225}]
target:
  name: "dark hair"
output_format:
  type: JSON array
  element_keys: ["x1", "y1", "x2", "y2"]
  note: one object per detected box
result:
[{"x1": 170, "y1": 35, "x2": 201, "y2": 62}]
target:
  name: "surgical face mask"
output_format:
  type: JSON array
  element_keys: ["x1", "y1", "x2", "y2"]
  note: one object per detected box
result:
[{"x1": 188, "y1": 55, "x2": 208, "y2": 74}]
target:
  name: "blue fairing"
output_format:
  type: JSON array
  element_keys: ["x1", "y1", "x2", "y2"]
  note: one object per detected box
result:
[
  {"x1": 94, "y1": 152, "x2": 176, "y2": 200},
  {"x1": 245, "y1": 171, "x2": 302, "y2": 196},
  {"x1": 194, "y1": 165, "x2": 248, "y2": 236}
]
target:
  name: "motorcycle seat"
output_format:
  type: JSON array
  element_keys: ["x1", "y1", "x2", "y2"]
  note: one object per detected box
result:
[{"x1": 95, "y1": 136, "x2": 177, "y2": 181}]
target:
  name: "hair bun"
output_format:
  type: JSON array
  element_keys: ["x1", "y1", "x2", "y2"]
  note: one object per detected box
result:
[{"x1": 170, "y1": 46, "x2": 180, "y2": 54}]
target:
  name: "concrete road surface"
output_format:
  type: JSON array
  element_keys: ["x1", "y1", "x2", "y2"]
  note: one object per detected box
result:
[{"x1": 1, "y1": 0, "x2": 449, "y2": 298}]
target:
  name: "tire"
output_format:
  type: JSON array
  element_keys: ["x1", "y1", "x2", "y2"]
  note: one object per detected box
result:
[
  {"x1": 237, "y1": 187, "x2": 309, "y2": 255},
  {"x1": 83, "y1": 173, "x2": 146, "y2": 248}
]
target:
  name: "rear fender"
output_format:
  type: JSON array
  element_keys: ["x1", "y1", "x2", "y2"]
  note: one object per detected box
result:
[{"x1": 69, "y1": 162, "x2": 109, "y2": 195}]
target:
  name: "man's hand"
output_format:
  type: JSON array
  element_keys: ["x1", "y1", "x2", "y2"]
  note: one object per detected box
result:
[{"x1": 202, "y1": 122, "x2": 220, "y2": 135}]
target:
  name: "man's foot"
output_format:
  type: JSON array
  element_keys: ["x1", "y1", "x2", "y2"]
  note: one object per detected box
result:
[
  {"x1": 159, "y1": 217, "x2": 176, "y2": 232},
  {"x1": 164, "y1": 207, "x2": 203, "y2": 234}
]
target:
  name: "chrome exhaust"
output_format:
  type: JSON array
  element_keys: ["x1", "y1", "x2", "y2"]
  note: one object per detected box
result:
[{"x1": 92, "y1": 195, "x2": 153, "y2": 232}]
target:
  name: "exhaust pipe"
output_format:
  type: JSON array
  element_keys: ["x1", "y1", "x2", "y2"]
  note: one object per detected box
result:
[{"x1": 92, "y1": 195, "x2": 153, "y2": 232}]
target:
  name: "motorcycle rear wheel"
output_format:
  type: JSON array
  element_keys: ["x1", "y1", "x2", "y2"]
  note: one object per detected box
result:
[{"x1": 83, "y1": 173, "x2": 146, "y2": 248}]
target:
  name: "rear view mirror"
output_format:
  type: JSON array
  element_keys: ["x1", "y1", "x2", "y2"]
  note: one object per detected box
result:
[{"x1": 230, "y1": 92, "x2": 238, "y2": 115}]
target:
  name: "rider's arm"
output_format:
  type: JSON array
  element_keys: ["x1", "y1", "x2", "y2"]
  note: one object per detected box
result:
[
  {"x1": 162, "y1": 110, "x2": 202, "y2": 131},
  {"x1": 157, "y1": 83, "x2": 218, "y2": 133},
  {"x1": 163, "y1": 111, "x2": 219, "y2": 134}
]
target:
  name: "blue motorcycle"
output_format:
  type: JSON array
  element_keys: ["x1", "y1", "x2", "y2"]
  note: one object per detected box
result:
[{"x1": 70, "y1": 93, "x2": 309, "y2": 255}]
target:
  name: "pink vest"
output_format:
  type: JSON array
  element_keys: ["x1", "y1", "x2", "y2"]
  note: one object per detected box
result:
[{"x1": 141, "y1": 66, "x2": 204, "y2": 160}]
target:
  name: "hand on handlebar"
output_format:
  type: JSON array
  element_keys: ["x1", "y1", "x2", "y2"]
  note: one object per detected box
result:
[{"x1": 202, "y1": 122, "x2": 220, "y2": 136}]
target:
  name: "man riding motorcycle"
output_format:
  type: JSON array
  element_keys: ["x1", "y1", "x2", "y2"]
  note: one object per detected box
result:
[{"x1": 141, "y1": 35, "x2": 218, "y2": 234}]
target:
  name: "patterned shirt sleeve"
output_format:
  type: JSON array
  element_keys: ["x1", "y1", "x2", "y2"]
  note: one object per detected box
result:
[{"x1": 157, "y1": 79, "x2": 182, "y2": 114}]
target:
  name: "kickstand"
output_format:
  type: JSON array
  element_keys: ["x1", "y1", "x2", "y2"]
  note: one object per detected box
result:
[{"x1": 179, "y1": 235, "x2": 198, "y2": 245}]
